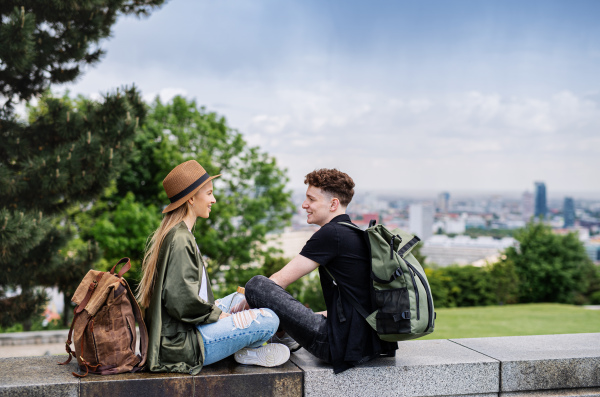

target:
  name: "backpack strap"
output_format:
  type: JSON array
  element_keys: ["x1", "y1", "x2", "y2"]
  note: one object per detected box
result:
[
  {"x1": 113, "y1": 257, "x2": 148, "y2": 370},
  {"x1": 338, "y1": 222, "x2": 405, "y2": 285},
  {"x1": 110, "y1": 257, "x2": 131, "y2": 278},
  {"x1": 397, "y1": 236, "x2": 421, "y2": 257},
  {"x1": 123, "y1": 280, "x2": 149, "y2": 370},
  {"x1": 321, "y1": 265, "x2": 371, "y2": 321},
  {"x1": 75, "y1": 271, "x2": 106, "y2": 314},
  {"x1": 337, "y1": 221, "x2": 362, "y2": 230}
]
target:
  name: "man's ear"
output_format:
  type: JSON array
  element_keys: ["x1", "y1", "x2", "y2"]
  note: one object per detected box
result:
[{"x1": 330, "y1": 198, "x2": 340, "y2": 212}]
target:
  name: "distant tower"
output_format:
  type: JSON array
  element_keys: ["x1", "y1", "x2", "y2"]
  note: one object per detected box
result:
[
  {"x1": 521, "y1": 191, "x2": 534, "y2": 221},
  {"x1": 534, "y1": 182, "x2": 547, "y2": 220},
  {"x1": 409, "y1": 203, "x2": 434, "y2": 241},
  {"x1": 437, "y1": 192, "x2": 450, "y2": 213},
  {"x1": 563, "y1": 197, "x2": 575, "y2": 228}
]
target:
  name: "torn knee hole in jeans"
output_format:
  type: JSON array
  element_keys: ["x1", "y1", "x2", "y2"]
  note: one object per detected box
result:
[{"x1": 231, "y1": 309, "x2": 272, "y2": 330}]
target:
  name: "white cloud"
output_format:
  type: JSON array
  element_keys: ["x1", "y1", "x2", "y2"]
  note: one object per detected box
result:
[{"x1": 235, "y1": 87, "x2": 600, "y2": 191}]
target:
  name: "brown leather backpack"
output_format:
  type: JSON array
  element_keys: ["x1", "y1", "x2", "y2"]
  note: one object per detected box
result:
[{"x1": 59, "y1": 258, "x2": 148, "y2": 377}]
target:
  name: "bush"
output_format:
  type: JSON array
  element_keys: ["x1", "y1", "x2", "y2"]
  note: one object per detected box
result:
[
  {"x1": 505, "y1": 222, "x2": 596, "y2": 304},
  {"x1": 589, "y1": 291, "x2": 600, "y2": 305}
]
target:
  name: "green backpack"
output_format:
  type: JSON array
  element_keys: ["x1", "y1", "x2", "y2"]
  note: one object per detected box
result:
[{"x1": 323, "y1": 221, "x2": 435, "y2": 342}]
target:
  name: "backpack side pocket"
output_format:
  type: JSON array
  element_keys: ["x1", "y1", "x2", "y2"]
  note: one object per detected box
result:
[{"x1": 374, "y1": 287, "x2": 411, "y2": 334}]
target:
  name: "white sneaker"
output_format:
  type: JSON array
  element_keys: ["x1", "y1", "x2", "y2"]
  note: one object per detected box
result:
[
  {"x1": 234, "y1": 343, "x2": 290, "y2": 367},
  {"x1": 269, "y1": 332, "x2": 301, "y2": 352}
]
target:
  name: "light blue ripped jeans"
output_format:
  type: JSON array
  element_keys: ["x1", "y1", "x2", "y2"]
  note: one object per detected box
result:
[{"x1": 197, "y1": 292, "x2": 279, "y2": 366}]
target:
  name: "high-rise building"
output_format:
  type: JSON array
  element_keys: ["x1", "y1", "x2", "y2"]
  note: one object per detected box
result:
[
  {"x1": 437, "y1": 192, "x2": 450, "y2": 213},
  {"x1": 534, "y1": 182, "x2": 547, "y2": 220},
  {"x1": 521, "y1": 191, "x2": 534, "y2": 221},
  {"x1": 409, "y1": 203, "x2": 434, "y2": 241},
  {"x1": 563, "y1": 197, "x2": 575, "y2": 228}
]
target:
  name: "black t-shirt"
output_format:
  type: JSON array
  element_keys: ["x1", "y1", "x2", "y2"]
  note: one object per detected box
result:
[{"x1": 300, "y1": 214, "x2": 397, "y2": 373}]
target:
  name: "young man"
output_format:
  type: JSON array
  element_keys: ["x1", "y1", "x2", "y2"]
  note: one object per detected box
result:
[{"x1": 245, "y1": 168, "x2": 397, "y2": 374}]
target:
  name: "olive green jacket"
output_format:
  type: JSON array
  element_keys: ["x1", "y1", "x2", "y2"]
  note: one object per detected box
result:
[{"x1": 146, "y1": 221, "x2": 222, "y2": 375}]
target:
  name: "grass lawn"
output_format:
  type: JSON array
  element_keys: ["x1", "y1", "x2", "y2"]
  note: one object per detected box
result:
[{"x1": 420, "y1": 303, "x2": 600, "y2": 340}]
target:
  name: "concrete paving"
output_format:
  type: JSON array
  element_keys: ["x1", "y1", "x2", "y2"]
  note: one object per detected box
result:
[
  {"x1": 290, "y1": 339, "x2": 500, "y2": 397},
  {"x1": 452, "y1": 333, "x2": 600, "y2": 392}
]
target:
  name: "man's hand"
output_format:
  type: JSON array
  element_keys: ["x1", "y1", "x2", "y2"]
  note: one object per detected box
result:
[
  {"x1": 270, "y1": 254, "x2": 320, "y2": 289},
  {"x1": 315, "y1": 311, "x2": 327, "y2": 318}
]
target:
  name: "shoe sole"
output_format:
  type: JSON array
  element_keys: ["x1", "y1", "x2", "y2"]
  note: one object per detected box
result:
[{"x1": 234, "y1": 343, "x2": 290, "y2": 367}]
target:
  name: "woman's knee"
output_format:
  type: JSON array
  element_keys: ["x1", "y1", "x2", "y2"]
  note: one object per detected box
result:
[
  {"x1": 229, "y1": 308, "x2": 279, "y2": 332},
  {"x1": 256, "y1": 308, "x2": 279, "y2": 332},
  {"x1": 260, "y1": 308, "x2": 279, "y2": 327}
]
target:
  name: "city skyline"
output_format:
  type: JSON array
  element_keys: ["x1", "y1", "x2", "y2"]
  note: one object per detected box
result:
[{"x1": 50, "y1": 0, "x2": 600, "y2": 193}]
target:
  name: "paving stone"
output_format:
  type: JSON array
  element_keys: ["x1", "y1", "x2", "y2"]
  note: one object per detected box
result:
[
  {"x1": 80, "y1": 369, "x2": 193, "y2": 397},
  {"x1": 78, "y1": 355, "x2": 302, "y2": 397},
  {"x1": 290, "y1": 339, "x2": 499, "y2": 397},
  {"x1": 501, "y1": 387, "x2": 600, "y2": 397},
  {"x1": 451, "y1": 333, "x2": 600, "y2": 392},
  {"x1": 194, "y1": 356, "x2": 302, "y2": 397},
  {"x1": 0, "y1": 355, "x2": 79, "y2": 397}
]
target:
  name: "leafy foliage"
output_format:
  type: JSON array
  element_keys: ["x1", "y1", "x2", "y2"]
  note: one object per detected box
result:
[
  {"x1": 504, "y1": 222, "x2": 596, "y2": 304},
  {"x1": 426, "y1": 221, "x2": 597, "y2": 309},
  {"x1": 78, "y1": 96, "x2": 296, "y2": 294},
  {"x1": 0, "y1": 1, "x2": 162, "y2": 328},
  {"x1": 0, "y1": 1, "x2": 164, "y2": 108}
]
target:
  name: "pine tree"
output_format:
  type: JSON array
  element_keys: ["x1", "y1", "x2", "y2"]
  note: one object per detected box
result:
[{"x1": 0, "y1": 1, "x2": 163, "y2": 328}]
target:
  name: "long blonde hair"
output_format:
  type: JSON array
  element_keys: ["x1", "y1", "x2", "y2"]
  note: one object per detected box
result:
[{"x1": 136, "y1": 202, "x2": 193, "y2": 308}]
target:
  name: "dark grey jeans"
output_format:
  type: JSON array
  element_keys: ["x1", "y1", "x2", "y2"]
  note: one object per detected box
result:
[{"x1": 245, "y1": 275, "x2": 331, "y2": 362}]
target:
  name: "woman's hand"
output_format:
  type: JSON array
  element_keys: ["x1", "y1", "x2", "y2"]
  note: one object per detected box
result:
[
  {"x1": 229, "y1": 298, "x2": 250, "y2": 314},
  {"x1": 219, "y1": 311, "x2": 231, "y2": 320},
  {"x1": 315, "y1": 311, "x2": 327, "y2": 318}
]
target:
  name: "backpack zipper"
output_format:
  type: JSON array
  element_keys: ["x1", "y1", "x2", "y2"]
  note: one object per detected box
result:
[
  {"x1": 406, "y1": 260, "x2": 434, "y2": 332},
  {"x1": 126, "y1": 318, "x2": 134, "y2": 351},
  {"x1": 405, "y1": 265, "x2": 420, "y2": 321},
  {"x1": 90, "y1": 319, "x2": 100, "y2": 364}
]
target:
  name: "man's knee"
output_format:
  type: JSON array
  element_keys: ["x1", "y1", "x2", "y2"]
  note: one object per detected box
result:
[{"x1": 245, "y1": 275, "x2": 272, "y2": 306}]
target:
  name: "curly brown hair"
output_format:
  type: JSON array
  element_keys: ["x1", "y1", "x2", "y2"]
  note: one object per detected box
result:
[{"x1": 304, "y1": 168, "x2": 355, "y2": 207}]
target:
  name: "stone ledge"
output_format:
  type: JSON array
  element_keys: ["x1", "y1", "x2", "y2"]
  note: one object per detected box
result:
[
  {"x1": 291, "y1": 339, "x2": 499, "y2": 397},
  {"x1": 1, "y1": 334, "x2": 599, "y2": 397},
  {"x1": 451, "y1": 333, "x2": 600, "y2": 392},
  {"x1": 0, "y1": 355, "x2": 302, "y2": 397},
  {"x1": 0, "y1": 329, "x2": 69, "y2": 346}
]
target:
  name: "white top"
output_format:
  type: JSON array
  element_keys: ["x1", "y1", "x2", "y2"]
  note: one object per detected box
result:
[{"x1": 188, "y1": 227, "x2": 209, "y2": 302}]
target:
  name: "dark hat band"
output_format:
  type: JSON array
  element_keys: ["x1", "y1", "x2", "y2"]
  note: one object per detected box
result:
[{"x1": 168, "y1": 173, "x2": 211, "y2": 203}]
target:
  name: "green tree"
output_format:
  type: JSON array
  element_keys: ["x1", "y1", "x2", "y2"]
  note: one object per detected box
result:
[
  {"x1": 0, "y1": 1, "x2": 163, "y2": 328},
  {"x1": 438, "y1": 265, "x2": 496, "y2": 307},
  {"x1": 78, "y1": 96, "x2": 296, "y2": 295},
  {"x1": 487, "y1": 259, "x2": 519, "y2": 305},
  {"x1": 503, "y1": 222, "x2": 595, "y2": 304}
]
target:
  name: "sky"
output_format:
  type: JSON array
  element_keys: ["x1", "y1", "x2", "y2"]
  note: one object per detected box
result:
[{"x1": 62, "y1": 0, "x2": 600, "y2": 197}]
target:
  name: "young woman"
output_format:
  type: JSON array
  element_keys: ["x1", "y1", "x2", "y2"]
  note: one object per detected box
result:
[{"x1": 136, "y1": 160, "x2": 290, "y2": 375}]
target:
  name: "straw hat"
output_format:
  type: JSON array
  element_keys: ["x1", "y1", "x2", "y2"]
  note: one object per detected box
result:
[{"x1": 162, "y1": 160, "x2": 221, "y2": 213}]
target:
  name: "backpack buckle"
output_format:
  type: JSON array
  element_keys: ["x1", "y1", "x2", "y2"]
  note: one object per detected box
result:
[{"x1": 397, "y1": 311, "x2": 410, "y2": 321}]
